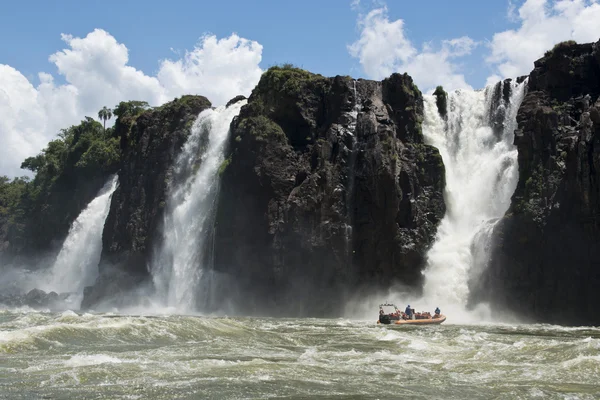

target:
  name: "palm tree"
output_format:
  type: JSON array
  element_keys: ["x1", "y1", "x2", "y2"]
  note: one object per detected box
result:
[{"x1": 98, "y1": 106, "x2": 112, "y2": 133}]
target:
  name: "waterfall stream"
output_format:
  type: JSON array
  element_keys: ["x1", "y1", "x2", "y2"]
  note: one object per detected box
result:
[
  {"x1": 48, "y1": 175, "x2": 118, "y2": 302},
  {"x1": 420, "y1": 80, "x2": 527, "y2": 315},
  {"x1": 152, "y1": 100, "x2": 246, "y2": 312}
]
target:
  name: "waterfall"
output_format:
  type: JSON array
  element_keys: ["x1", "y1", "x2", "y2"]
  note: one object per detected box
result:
[
  {"x1": 48, "y1": 175, "x2": 118, "y2": 297},
  {"x1": 152, "y1": 100, "x2": 246, "y2": 312},
  {"x1": 345, "y1": 80, "x2": 360, "y2": 257},
  {"x1": 420, "y1": 80, "x2": 527, "y2": 313}
]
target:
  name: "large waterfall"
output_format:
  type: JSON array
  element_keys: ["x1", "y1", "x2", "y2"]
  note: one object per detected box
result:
[
  {"x1": 152, "y1": 100, "x2": 246, "y2": 312},
  {"x1": 420, "y1": 80, "x2": 527, "y2": 316},
  {"x1": 48, "y1": 175, "x2": 118, "y2": 297}
]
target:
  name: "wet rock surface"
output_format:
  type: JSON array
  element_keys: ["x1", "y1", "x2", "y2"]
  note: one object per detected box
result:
[
  {"x1": 484, "y1": 40, "x2": 600, "y2": 325},
  {"x1": 212, "y1": 67, "x2": 445, "y2": 316}
]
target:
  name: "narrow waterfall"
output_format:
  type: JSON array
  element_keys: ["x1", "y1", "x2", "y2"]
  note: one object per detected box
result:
[
  {"x1": 48, "y1": 175, "x2": 118, "y2": 297},
  {"x1": 152, "y1": 100, "x2": 246, "y2": 312},
  {"x1": 420, "y1": 80, "x2": 527, "y2": 313},
  {"x1": 344, "y1": 80, "x2": 360, "y2": 257}
]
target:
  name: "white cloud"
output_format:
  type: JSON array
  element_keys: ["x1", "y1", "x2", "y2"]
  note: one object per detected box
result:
[
  {"x1": 158, "y1": 34, "x2": 263, "y2": 106},
  {"x1": 348, "y1": 7, "x2": 476, "y2": 93},
  {"x1": 487, "y1": 0, "x2": 600, "y2": 80},
  {"x1": 0, "y1": 29, "x2": 263, "y2": 177},
  {"x1": 507, "y1": 0, "x2": 520, "y2": 22}
]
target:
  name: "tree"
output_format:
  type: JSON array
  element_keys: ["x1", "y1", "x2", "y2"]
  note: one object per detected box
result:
[
  {"x1": 98, "y1": 106, "x2": 113, "y2": 133},
  {"x1": 113, "y1": 101, "x2": 150, "y2": 119}
]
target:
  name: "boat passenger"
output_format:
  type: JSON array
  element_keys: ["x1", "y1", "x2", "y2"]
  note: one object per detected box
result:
[
  {"x1": 435, "y1": 307, "x2": 440, "y2": 315},
  {"x1": 405, "y1": 305, "x2": 412, "y2": 318}
]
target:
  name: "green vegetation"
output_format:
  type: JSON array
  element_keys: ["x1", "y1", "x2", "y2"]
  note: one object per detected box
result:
[
  {"x1": 20, "y1": 116, "x2": 119, "y2": 181},
  {"x1": 113, "y1": 100, "x2": 151, "y2": 145},
  {"x1": 0, "y1": 107, "x2": 126, "y2": 250},
  {"x1": 544, "y1": 40, "x2": 577, "y2": 57},
  {"x1": 0, "y1": 176, "x2": 29, "y2": 243},
  {"x1": 412, "y1": 144, "x2": 427, "y2": 163},
  {"x1": 1, "y1": 96, "x2": 210, "y2": 253},
  {"x1": 218, "y1": 157, "x2": 232, "y2": 176},
  {"x1": 237, "y1": 116, "x2": 285, "y2": 141},
  {"x1": 403, "y1": 81, "x2": 421, "y2": 97},
  {"x1": 255, "y1": 65, "x2": 327, "y2": 97},
  {"x1": 113, "y1": 100, "x2": 150, "y2": 119},
  {"x1": 98, "y1": 106, "x2": 112, "y2": 133},
  {"x1": 515, "y1": 163, "x2": 545, "y2": 214}
]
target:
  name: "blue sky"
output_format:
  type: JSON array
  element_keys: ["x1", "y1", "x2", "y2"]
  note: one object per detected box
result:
[
  {"x1": 3, "y1": 0, "x2": 512, "y2": 88},
  {"x1": 2, "y1": 0, "x2": 600, "y2": 176}
]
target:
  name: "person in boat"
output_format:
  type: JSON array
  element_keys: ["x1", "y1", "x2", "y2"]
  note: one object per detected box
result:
[
  {"x1": 405, "y1": 305, "x2": 412, "y2": 319},
  {"x1": 434, "y1": 307, "x2": 441, "y2": 318}
]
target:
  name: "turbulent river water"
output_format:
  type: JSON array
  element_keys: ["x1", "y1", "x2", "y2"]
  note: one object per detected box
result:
[{"x1": 1, "y1": 309, "x2": 599, "y2": 399}]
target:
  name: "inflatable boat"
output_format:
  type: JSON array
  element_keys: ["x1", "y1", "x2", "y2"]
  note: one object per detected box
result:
[{"x1": 377, "y1": 303, "x2": 446, "y2": 325}]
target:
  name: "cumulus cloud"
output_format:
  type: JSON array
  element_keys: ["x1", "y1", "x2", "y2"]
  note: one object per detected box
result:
[
  {"x1": 0, "y1": 29, "x2": 263, "y2": 177},
  {"x1": 487, "y1": 0, "x2": 600, "y2": 79},
  {"x1": 158, "y1": 34, "x2": 263, "y2": 105},
  {"x1": 348, "y1": 6, "x2": 477, "y2": 93}
]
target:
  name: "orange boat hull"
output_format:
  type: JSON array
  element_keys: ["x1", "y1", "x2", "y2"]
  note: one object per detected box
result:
[{"x1": 394, "y1": 315, "x2": 446, "y2": 325}]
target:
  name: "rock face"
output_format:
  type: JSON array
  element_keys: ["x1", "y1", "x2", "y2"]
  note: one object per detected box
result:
[
  {"x1": 81, "y1": 96, "x2": 211, "y2": 309},
  {"x1": 485, "y1": 40, "x2": 600, "y2": 325},
  {"x1": 212, "y1": 67, "x2": 445, "y2": 316},
  {"x1": 0, "y1": 288, "x2": 76, "y2": 311}
]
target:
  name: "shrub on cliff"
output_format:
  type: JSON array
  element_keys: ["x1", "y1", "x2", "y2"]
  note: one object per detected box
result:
[
  {"x1": 254, "y1": 65, "x2": 326, "y2": 98},
  {"x1": 544, "y1": 40, "x2": 578, "y2": 57}
]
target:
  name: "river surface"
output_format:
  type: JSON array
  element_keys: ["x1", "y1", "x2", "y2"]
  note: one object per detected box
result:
[{"x1": 1, "y1": 309, "x2": 599, "y2": 399}]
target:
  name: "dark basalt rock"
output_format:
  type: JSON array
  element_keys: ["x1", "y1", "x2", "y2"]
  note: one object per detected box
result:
[
  {"x1": 433, "y1": 86, "x2": 448, "y2": 119},
  {"x1": 211, "y1": 67, "x2": 445, "y2": 317},
  {"x1": 226, "y1": 95, "x2": 247, "y2": 108},
  {"x1": 0, "y1": 288, "x2": 75, "y2": 311},
  {"x1": 488, "y1": 79, "x2": 514, "y2": 139},
  {"x1": 483, "y1": 39, "x2": 600, "y2": 326},
  {"x1": 82, "y1": 95, "x2": 211, "y2": 310}
]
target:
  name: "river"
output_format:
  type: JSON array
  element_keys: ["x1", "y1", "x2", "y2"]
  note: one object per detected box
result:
[{"x1": 1, "y1": 309, "x2": 599, "y2": 399}]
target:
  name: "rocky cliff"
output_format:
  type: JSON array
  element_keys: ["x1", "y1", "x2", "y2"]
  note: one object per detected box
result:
[
  {"x1": 82, "y1": 95, "x2": 211, "y2": 309},
  {"x1": 211, "y1": 67, "x2": 446, "y2": 316},
  {"x1": 484, "y1": 40, "x2": 600, "y2": 325}
]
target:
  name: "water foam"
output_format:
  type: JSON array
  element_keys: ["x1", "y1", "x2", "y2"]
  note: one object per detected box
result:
[{"x1": 2, "y1": 312, "x2": 599, "y2": 398}]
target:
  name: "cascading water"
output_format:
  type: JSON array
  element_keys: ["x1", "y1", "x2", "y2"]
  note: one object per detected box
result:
[
  {"x1": 152, "y1": 100, "x2": 246, "y2": 312},
  {"x1": 344, "y1": 80, "x2": 360, "y2": 257},
  {"x1": 420, "y1": 80, "x2": 527, "y2": 315},
  {"x1": 47, "y1": 175, "x2": 118, "y2": 298}
]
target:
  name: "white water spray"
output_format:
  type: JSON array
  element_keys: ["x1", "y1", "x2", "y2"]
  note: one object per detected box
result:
[
  {"x1": 419, "y1": 81, "x2": 527, "y2": 318},
  {"x1": 48, "y1": 175, "x2": 118, "y2": 296},
  {"x1": 152, "y1": 101, "x2": 246, "y2": 312}
]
